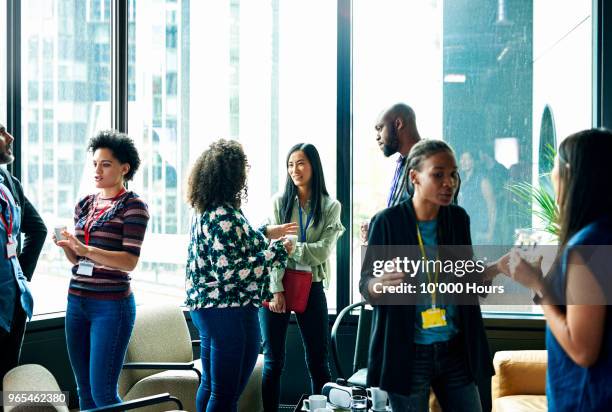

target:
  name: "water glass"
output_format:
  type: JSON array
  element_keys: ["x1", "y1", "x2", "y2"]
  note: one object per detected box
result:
[{"x1": 350, "y1": 394, "x2": 368, "y2": 411}]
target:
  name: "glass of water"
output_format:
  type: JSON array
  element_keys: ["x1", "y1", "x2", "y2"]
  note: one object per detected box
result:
[{"x1": 350, "y1": 394, "x2": 368, "y2": 411}]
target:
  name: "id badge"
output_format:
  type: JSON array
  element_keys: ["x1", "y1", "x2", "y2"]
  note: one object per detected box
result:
[
  {"x1": 295, "y1": 263, "x2": 311, "y2": 271},
  {"x1": 421, "y1": 307, "x2": 447, "y2": 329},
  {"x1": 77, "y1": 259, "x2": 95, "y2": 276},
  {"x1": 6, "y1": 241, "x2": 17, "y2": 258}
]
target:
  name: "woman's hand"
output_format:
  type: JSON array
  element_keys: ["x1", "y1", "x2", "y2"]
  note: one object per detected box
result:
[
  {"x1": 266, "y1": 223, "x2": 298, "y2": 240},
  {"x1": 57, "y1": 231, "x2": 90, "y2": 257},
  {"x1": 501, "y1": 249, "x2": 545, "y2": 292},
  {"x1": 482, "y1": 254, "x2": 510, "y2": 281},
  {"x1": 368, "y1": 272, "x2": 405, "y2": 296},
  {"x1": 282, "y1": 238, "x2": 294, "y2": 255},
  {"x1": 269, "y1": 292, "x2": 286, "y2": 313}
]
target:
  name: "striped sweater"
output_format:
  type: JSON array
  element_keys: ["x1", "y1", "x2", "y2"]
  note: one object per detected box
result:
[{"x1": 69, "y1": 191, "x2": 150, "y2": 300}]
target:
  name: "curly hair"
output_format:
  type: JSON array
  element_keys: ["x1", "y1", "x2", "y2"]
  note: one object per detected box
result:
[
  {"x1": 87, "y1": 130, "x2": 141, "y2": 181},
  {"x1": 187, "y1": 139, "x2": 248, "y2": 213}
]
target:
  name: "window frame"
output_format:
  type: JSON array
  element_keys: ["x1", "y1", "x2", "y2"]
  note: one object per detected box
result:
[{"x1": 4, "y1": 0, "x2": 612, "y2": 320}]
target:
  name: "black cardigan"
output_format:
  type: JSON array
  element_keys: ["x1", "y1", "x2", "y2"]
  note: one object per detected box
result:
[{"x1": 359, "y1": 199, "x2": 494, "y2": 411}]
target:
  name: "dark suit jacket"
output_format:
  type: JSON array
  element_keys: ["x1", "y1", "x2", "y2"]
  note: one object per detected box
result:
[
  {"x1": 0, "y1": 168, "x2": 47, "y2": 281},
  {"x1": 359, "y1": 199, "x2": 494, "y2": 411}
]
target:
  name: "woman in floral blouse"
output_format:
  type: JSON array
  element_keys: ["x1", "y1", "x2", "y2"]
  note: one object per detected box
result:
[{"x1": 185, "y1": 139, "x2": 292, "y2": 412}]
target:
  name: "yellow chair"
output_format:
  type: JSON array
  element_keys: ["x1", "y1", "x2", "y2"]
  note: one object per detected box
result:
[{"x1": 491, "y1": 350, "x2": 547, "y2": 412}]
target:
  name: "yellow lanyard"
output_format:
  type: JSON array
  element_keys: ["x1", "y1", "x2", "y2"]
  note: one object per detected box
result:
[{"x1": 415, "y1": 223, "x2": 439, "y2": 308}]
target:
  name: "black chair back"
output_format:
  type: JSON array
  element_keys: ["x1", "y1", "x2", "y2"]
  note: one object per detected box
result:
[
  {"x1": 331, "y1": 301, "x2": 372, "y2": 380},
  {"x1": 352, "y1": 303, "x2": 372, "y2": 374}
]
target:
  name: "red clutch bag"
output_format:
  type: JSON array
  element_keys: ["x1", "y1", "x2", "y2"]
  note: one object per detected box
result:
[{"x1": 263, "y1": 268, "x2": 312, "y2": 313}]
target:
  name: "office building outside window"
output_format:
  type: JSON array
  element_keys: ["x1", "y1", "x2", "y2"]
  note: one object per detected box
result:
[
  {"x1": 351, "y1": 0, "x2": 592, "y2": 313},
  {"x1": 21, "y1": 0, "x2": 337, "y2": 314}
]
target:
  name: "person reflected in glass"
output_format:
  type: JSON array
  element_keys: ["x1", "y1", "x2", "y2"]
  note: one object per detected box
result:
[
  {"x1": 360, "y1": 140, "x2": 500, "y2": 412},
  {"x1": 259, "y1": 143, "x2": 345, "y2": 412},
  {"x1": 459, "y1": 151, "x2": 496, "y2": 244},
  {"x1": 499, "y1": 128, "x2": 612, "y2": 411},
  {"x1": 53, "y1": 130, "x2": 149, "y2": 409},
  {"x1": 185, "y1": 139, "x2": 292, "y2": 412}
]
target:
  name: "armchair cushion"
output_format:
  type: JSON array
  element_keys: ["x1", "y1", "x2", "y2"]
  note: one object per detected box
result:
[
  {"x1": 492, "y1": 350, "x2": 547, "y2": 412},
  {"x1": 2, "y1": 364, "x2": 69, "y2": 412}
]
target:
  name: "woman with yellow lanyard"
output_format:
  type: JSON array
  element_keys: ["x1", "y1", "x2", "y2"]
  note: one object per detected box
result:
[{"x1": 360, "y1": 140, "x2": 501, "y2": 412}]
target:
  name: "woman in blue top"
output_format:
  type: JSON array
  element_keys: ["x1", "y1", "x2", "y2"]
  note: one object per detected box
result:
[{"x1": 500, "y1": 128, "x2": 612, "y2": 411}]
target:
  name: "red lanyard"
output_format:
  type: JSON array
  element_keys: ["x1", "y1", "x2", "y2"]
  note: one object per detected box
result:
[
  {"x1": 0, "y1": 187, "x2": 14, "y2": 240},
  {"x1": 83, "y1": 188, "x2": 126, "y2": 245}
]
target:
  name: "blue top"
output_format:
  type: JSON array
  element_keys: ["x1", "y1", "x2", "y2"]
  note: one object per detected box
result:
[
  {"x1": 546, "y1": 215, "x2": 612, "y2": 411},
  {"x1": 413, "y1": 220, "x2": 458, "y2": 344},
  {"x1": 0, "y1": 175, "x2": 33, "y2": 333}
]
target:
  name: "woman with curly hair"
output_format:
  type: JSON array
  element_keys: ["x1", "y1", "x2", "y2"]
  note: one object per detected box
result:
[
  {"x1": 53, "y1": 130, "x2": 149, "y2": 409},
  {"x1": 259, "y1": 143, "x2": 345, "y2": 411},
  {"x1": 185, "y1": 139, "x2": 292, "y2": 412}
]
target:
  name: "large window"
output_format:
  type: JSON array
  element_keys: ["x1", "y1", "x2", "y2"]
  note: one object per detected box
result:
[
  {"x1": 21, "y1": 0, "x2": 112, "y2": 314},
  {"x1": 126, "y1": 0, "x2": 338, "y2": 309},
  {"x1": 351, "y1": 0, "x2": 593, "y2": 312},
  {"x1": 7, "y1": 0, "x2": 599, "y2": 316}
]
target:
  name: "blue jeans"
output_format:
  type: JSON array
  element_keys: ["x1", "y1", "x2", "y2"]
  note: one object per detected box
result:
[
  {"x1": 191, "y1": 305, "x2": 261, "y2": 412},
  {"x1": 259, "y1": 282, "x2": 331, "y2": 412},
  {"x1": 65, "y1": 294, "x2": 136, "y2": 410},
  {"x1": 388, "y1": 336, "x2": 482, "y2": 412}
]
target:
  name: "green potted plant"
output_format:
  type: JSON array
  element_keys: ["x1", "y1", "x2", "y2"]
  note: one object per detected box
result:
[{"x1": 506, "y1": 143, "x2": 559, "y2": 240}]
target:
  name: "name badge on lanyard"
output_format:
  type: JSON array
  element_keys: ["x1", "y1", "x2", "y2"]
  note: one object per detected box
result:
[
  {"x1": 6, "y1": 236, "x2": 17, "y2": 259},
  {"x1": 416, "y1": 223, "x2": 447, "y2": 329},
  {"x1": 77, "y1": 259, "x2": 95, "y2": 276},
  {"x1": 0, "y1": 188, "x2": 16, "y2": 258},
  {"x1": 421, "y1": 307, "x2": 447, "y2": 329}
]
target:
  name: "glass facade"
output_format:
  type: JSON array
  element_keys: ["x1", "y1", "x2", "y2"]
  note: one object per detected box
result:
[
  {"x1": 352, "y1": 0, "x2": 592, "y2": 312},
  {"x1": 19, "y1": 0, "x2": 337, "y2": 314},
  {"x1": 7, "y1": 0, "x2": 596, "y2": 315}
]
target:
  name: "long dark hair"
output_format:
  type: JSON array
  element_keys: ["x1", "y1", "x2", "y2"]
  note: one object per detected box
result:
[
  {"x1": 280, "y1": 143, "x2": 329, "y2": 227},
  {"x1": 557, "y1": 128, "x2": 612, "y2": 245}
]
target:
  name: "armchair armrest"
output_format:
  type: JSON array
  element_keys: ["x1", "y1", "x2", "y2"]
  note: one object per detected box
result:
[
  {"x1": 123, "y1": 361, "x2": 202, "y2": 382},
  {"x1": 82, "y1": 393, "x2": 183, "y2": 412},
  {"x1": 492, "y1": 350, "x2": 547, "y2": 400}
]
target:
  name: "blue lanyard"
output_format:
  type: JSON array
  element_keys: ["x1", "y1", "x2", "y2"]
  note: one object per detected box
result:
[
  {"x1": 298, "y1": 204, "x2": 313, "y2": 242},
  {"x1": 387, "y1": 156, "x2": 406, "y2": 207}
]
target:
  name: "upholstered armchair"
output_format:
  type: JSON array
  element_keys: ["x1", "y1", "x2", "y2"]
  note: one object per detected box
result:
[{"x1": 119, "y1": 304, "x2": 263, "y2": 412}]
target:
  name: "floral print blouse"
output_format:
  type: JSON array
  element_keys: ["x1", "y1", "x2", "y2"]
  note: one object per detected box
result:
[{"x1": 185, "y1": 205, "x2": 288, "y2": 309}]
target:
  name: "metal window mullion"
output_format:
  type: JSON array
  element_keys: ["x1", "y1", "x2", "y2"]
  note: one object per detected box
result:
[
  {"x1": 336, "y1": 0, "x2": 352, "y2": 312},
  {"x1": 7, "y1": 0, "x2": 21, "y2": 178},
  {"x1": 111, "y1": 0, "x2": 128, "y2": 133},
  {"x1": 594, "y1": 0, "x2": 611, "y2": 128}
]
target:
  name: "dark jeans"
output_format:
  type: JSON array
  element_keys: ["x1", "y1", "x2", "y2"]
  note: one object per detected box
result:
[
  {"x1": 0, "y1": 290, "x2": 27, "y2": 389},
  {"x1": 191, "y1": 305, "x2": 261, "y2": 412},
  {"x1": 65, "y1": 293, "x2": 136, "y2": 410},
  {"x1": 259, "y1": 282, "x2": 331, "y2": 412},
  {"x1": 388, "y1": 336, "x2": 482, "y2": 412}
]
